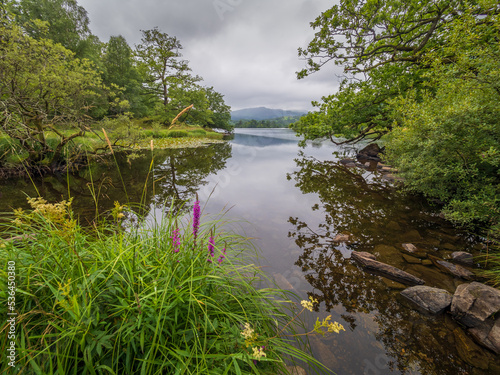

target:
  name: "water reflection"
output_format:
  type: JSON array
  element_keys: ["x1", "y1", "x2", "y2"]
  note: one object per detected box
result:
[
  {"x1": 287, "y1": 154, "x2": 499, "y2": 374},
  {"x1": 0, "y1": 143, "x2": 232, "y2": 220}
]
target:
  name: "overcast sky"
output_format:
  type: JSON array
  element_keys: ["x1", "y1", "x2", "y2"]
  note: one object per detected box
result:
[{"x1": 77, "y1": 0, "x2": 342, "y2": 111}]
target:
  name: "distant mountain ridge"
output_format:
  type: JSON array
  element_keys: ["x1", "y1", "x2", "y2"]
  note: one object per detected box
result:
[{"x1": 231, "y1": 107, "x2": 306, "y2": 121}]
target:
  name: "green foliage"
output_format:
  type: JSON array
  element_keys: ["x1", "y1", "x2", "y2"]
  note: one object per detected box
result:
[
  {"x1": 167, "y1": 130, "x2": 189, "y2": 138},
  {"x1": 0, "y1": 18, "x2": 104, "y2": 165},
  {"x1": 385, "y1": 9, "x2": 500, "y2": 227},
  {"x1": 235, "y1": 116, "x2": 302, "y2": 129},
  {"x1": 0, "y1": 198, "x2": 325, "y2": 374},
  {"x1": 294, "y1": 0, "x2": 497, "y2": 144},
  {"x1": 14, "y1": 0, "x2": 95, "y2": 59}
]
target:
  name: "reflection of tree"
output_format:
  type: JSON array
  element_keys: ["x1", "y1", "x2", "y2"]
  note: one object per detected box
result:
[
  {"x1": 289, "y1": 155, "x2": 498, "y2": 374},
  {"x1": 152, "y1": 143, "x2": 232, "y2": 207},
  {"x1": 0, "y1": 143, "x2": 232, "y2": 221}
]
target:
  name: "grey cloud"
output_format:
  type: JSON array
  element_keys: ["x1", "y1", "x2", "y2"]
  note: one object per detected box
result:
[{"x1": 78, "y1": 0, "x2": 343, "y2": 111}]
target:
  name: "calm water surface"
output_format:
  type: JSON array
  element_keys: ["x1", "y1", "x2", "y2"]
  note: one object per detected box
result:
[{"x1": 1, "y1": 129, "x2": 498, "y2": 374}]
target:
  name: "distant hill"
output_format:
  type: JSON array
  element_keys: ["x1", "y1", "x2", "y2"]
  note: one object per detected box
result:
[{"x1": 231, "y1": 107, "x2": 306, "y2": 121}]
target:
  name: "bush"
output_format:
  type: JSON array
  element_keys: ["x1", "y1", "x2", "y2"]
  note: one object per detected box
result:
[
  {"x1": 0, "y1": 198, "x2": 329, "y2": 374},
  {"x1": 189, "y1": 129, "x2": 207, "y2": 137},
  {"x1": 167, "y1": 130, "x2": 189, "y2": 138}
]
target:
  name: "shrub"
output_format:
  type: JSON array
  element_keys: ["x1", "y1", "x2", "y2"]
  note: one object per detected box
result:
[
  {"x1": 167, "y1": 130, "x2": 189, "y2": 138},
  {"x1": 0, "y1": 198, "x2": 330, "y2": 374}
]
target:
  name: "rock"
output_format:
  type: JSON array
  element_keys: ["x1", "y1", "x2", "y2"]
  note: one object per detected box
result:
[
  {"x1": 400, "y1": 286, "x2": 453, "y2": 314},
  {"x1": 382, "y1": 278, "x2": 406, "y2": 289},
  {"x1": 402, "y1": 243, "x2": 418, "y2": 253},
  {"x1": 443, "y1": 243, "x2": 457, "y2": 251},
  {"x1": 401, "y1": 243, "x2": 427, "y2": 258},
  {"x1": 430, "y1": 256, "x2": 475, "y2": 280},
  {"x1": 469, "y1": 320, "x2": 500, "y2": 354},
  {"x1": 331, "y1": 233, "x2": 351, "y2": 243},
  {"x1": 339, "y1": 158, "x2": 357, "y2": 168},
  {"x1": 357, "y1": 143, "x2": 383, "y2": 161},
  {"x1": 452, "y1": 251, "x2": 474, "y2": 266},
  {"x1": 403, "y1": 230, "x2": 423, "y2": 242},
  {"x1": 402, "y1": 254, "x2": 422, "y2": 264},
  {"x1": 422, "y1": 259, "x2": 433, "y2": 266},
  {"x1": 451, "y1": 282, "x2": 500, "y2": 328},
  {"x1": 453, "y1": 328, "x2": 490, "y2": 369},
  {"x1": 373, "y1": 244, "x2": 403, "y2": 264},
  {"x1": 351, "y1": 251, "x2": 425, "y2": 286},
  {"x1": 281, "y1": 366, "x2": 307, "y2": 375},
  {"x1": 386, "y1": 221, "x2": 402, "y2": 232},
  {"x1": 351, "y1": 251, "x2": 376, "y2": 261},
  {"x1": 273, "y1": 273, "x2": 294, "y2": 290}
]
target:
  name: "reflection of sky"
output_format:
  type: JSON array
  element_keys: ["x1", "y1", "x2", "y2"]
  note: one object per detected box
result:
[{"x1": 199, "y1": 129, "x2": 342, "y2": 270}]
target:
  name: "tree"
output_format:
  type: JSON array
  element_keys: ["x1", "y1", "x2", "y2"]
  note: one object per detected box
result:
[
  {"x1": 294, "y1": 0, "x2": 497, "y2": 144},
  {"x1": 0, "y1": 20, "x2": 103, "y2": 167},
  {"x1": 102, "y1": 35, "x2": 146, "y2": 117},
  {"x1": 134, "y1": 28, "x2": 196, "y2": 110},
  {"x1": 14, "y1": 0, "x2": 93, "y2": 58},
  {"x1": 385, "y1": 9, "x2": 500, "y2": 227}
]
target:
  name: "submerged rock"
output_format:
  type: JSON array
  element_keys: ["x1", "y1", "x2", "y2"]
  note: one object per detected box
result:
[
  {"x1": 453, "y1": 328, "x2": 490, "y2": 369},
  {"x1": 451, "y1": 282, "x2": 500, "y2": 328},
  {"x1": 400, "y1": 286, "x2": 452, "y2": 314},
  {"x1": 469, "y1": 319, "x2": 500, "y2": 354},
  {"x1": 451, "y1": 251, "x2": 474, "y2": 266},
  {"x1": 430, "y1": 256, "x2": 475, "y2": 280},
  {"x1": 351, "y1": 251, "x2": 425, "y2": 286}
]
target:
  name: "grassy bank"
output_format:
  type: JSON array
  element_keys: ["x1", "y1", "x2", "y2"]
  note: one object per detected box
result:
[
  {"x1": 0, "y1": 198, "x2": 332, "y2": 374},
  {"x1": 0, "y1": 119, "x2": 226, "y2": 177}
]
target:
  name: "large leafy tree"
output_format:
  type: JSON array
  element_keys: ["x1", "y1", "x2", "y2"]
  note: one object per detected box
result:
[
  {"x1": 294, "y1": 0, "x2": 496, "y2": 144},
  {"x1": 13, "y1": 0, "x2": 95, "y2": 59},
  {"x1": 0, "y1": 19, "x2": 103, "y2": 166},
  {"x1": 135, "y1": 28, "x2": 197, "y2": 110},
  {"x1": 102, "y1": 35, "x2": 147, "y2": 117},
  {"x1": 386, "y1": 8, "x2": 500, "y2": 227}
]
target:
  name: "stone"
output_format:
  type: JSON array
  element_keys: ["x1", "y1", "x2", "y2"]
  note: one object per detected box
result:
[
  {"x1": 373, "y1": 244, "x2": 403, "y2": 264},
  {"x1": 351, "y1": 251, "x2": 425, "y2": 286},
  {"x1": 381, "y1": 278, "x2": 406, "y2": 289},
  {"x1": 453, "y1": 328, "x2": 490, "y2": 369},
  {"x1": 400, "y1": 286, "x2": 453, "y2": 314},
  {"x1": 452, "y1": 251, "x2": 474, "y2": 266},
  {"x1": 331, "y1": 233, "x2": 351, "y2": 243},
  {"x1": 401, "y1": 243, "x2": 428, "y2": 258},
  {"x1": 422, "y1": 259, "x2": 433, "y2": 266},
  {"x1": 402, "y1": 254, "x2": 422, "y2": 264},
  {"x1": 402, "y1": 243, "x2": 418, "y2": 253},
  {"x1": 386, "y1": 221, "x2": 402, "y2": 232},
  {"x1": 430, "y1": 256, "x2": 475, "y2": 280},
  {"x1": 280, "y1": 366, "x2": 307, "y2": 375},
  {"x1": 403, "y1": 230, "x2": 423, "y2": 242},
  {"x1": 351, "y1": 251, "x2": 376, "y2": 261},
  {"x1": 469, "y1": 320, "x2": 500, "y2": 354},
  {"x1": 443, "y1": 243, "x2": 457, "y2": 251},
  {"x1": 273, "y1": 273, "x2": 294, "y2": 290},
  {"x1": 451, "y1": 282, "x2": 500, "y2": 327},
  {"x1": 357, "y1": 143, "x2": 383, "y2": 161}
]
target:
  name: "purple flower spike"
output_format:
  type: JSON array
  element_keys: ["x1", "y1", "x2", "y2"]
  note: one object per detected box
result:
[
  {"x1": 193, "y1": 200, "x2": 201, "y2": 241},
  {"x1": 170, "y1": 228, "x2": 181, "y2": 253},
  {"x1": 208, "y1": 237, "x2": 215, "y2": 257}
]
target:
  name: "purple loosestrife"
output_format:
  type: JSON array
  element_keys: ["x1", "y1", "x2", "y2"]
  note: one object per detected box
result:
[
  {"x1": 193, "y1": 200, "x2": 201, "y2": 243},
  {"x1": 170, "y1": 228, "x2": 181, "y2": 253},
  {"x1": 217, "y1": 248, "x2": 226, "y2": 265},
  {"x1": 207, "y1": 236, "x2": 215, "y2": 262}
]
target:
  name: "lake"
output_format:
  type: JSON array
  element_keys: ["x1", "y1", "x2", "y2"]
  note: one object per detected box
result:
[{"x1": 1, "y1": 128, "x2": 498, "y2": 374}]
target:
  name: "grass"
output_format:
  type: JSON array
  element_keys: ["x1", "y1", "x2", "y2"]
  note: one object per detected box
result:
[{"x1": 0, "y1": 197, "x2": 328, "y2": 374}]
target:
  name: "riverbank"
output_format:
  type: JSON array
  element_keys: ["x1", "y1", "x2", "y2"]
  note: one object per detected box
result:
[{"x1": 0, "y1": 197, "x2": 330, "y2": 374}]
